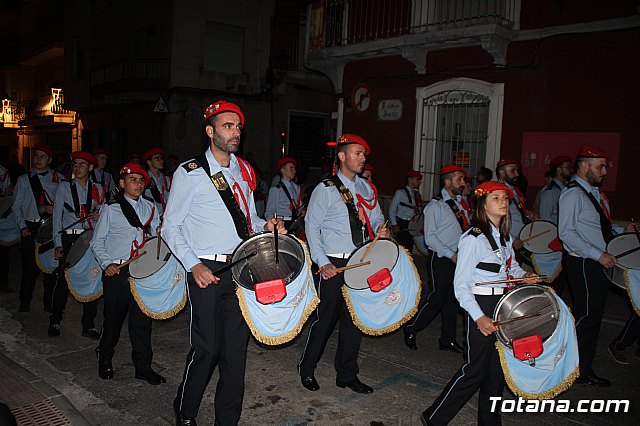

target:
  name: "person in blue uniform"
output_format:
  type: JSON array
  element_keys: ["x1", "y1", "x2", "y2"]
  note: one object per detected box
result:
[
  {"x1": 495, "y1": 158, "x2": 534, "y2": 252},
  {"x1": 298, "y1": 133, "x2": 389, "y2": 394},
  {"x1": 421, "y1": 181, "x2": 540, "y2": 426},
  {"x1": 558, "y1": 145, "x2": 635, "y2": 387},
  {"x1": 91, "y1": 148, "x2": 115, "y2": 200},
  {"x1": 143, "y1": 147, "x2": 172, "y2": 215},
  {"x1": 539, "y1": 155, "x2": 572, "y2": 225},
  {"x1": 389, "y1": 169, "x2": 423, "y2": 252},
  {"x1": 265, "y1": 156, "x2": 304, "y2": 230},
  {"x1": 0, "y1": 163, "x2": 17, "y2": 293},
  {"x1": 90, "y1": 163, "x2": 165, "y2": 385},
  {"x1": 12, "y1": 144, "x2": 64, "y2": 313},
  {"x1": 49, "y1": 151, "x2": 105, "y2": 339},
  {"x1": 163, "y1": 100, "x2": 283, "y2": 426},
  {"x1": 403, "y1": 164, "x2": 468, "y2": 354}
]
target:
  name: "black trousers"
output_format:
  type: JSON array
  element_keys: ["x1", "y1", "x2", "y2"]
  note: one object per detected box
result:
[
  {"x1": 565, "y1": 254, "x2": 609, "y2": 376},
  {"x1": 0, "y1": 245, "x2": 9, "y2": 289},
  {"x1": 611, "y1": 314, "x2": 640, "y2": 350},
  {"x1": 97, "y1": 266, "x2": 153, "y2": 373},
  {"x1": 175, "y1": 259, "x2": 249, "y2": 426},
  {"x1": 50, "y1": 233, "x2": 98, "y2": 328},
  {"x1": 298, "y1": 257, "x2": 363, "y2": 383},
  {"x1": 19, "y1": 222, "x2": 56, "y2": 308},
  {"x1": 424, "y1": 295, "x2": 504, "y2": 426},
  {"x1": 405, "y1": 252, "x2": 458, "y2": 345},
  {"x1": 396, "y1": 218, "x2": 415, "y2": 253}
]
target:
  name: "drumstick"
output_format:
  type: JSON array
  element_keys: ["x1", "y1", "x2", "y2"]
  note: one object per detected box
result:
[
  {"x1": 360, "y1": 235, "x2": 380, "y2": 262},
  {"x1": 475, "y1": 275, "x2": 546, "y2": 285},
  {"x1": 273, "y1": 213, "x2": 279, "y2": 265},
  {"x1": 528, "y1": 221, "x2": 534, "y2": 237},
  {"x1": 211, "y1": 252, "x2": 257, "y2": 276},
  {"x1": 117, "y1": 251, "x2": 147, "y2": 270},
  {"x1": 493, "y1": 312, "x2": 541, "y2": 327},
  {"x1": 315, "y1": 261, "x2": 371, "y2": 275},
  {"x1": 156, "y1": 229, "x2": 162, "y2": 260},
  {"x1": 615, "y1": 245, "x2": 640, "y2": 260},
  {"x1": 521, "y1": 229, "x2": 550, "y2": 244}
]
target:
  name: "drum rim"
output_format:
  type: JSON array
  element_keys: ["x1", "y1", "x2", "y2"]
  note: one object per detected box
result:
[
  {"x1": 129, "y1": 236, "x2": 172, "y2": 279},
  {"x1": 65, "y1": 229, "x2": 93, "y2": 268},
  {"x1": 606, "y1": 232, "x2": 640, "y2": 271},
  {"x1": 518, "y1": 220, "x2": 558, "y2": 255},
  {"x1": 493, "y1": 284, "x2": 560, "y2": 347},
  {"x1": 344, "y1": 237, "x2": 400, "y2": 290},
  {"x1": 231, "y1": 232, "x2": 305, "y2": 290}
]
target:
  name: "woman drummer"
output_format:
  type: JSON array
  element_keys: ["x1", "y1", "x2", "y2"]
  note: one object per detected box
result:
[{"x1": 420, "y1": 181, "x2": 540, "y2": 426}]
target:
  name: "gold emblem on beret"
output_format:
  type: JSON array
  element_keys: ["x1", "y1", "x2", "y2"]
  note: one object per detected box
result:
[{"x1": 188, "y1": 162, "x2": 198, "y2": 170}]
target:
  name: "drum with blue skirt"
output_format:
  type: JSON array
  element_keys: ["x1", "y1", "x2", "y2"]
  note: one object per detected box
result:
[
  {"x1": 128, "y1": 236, "x2": 187, "y2": 320},
  {"x1": 604, "y1": 233, "x2": 640, "y2": 314},
  {"x1": 64, "y1": 230, "x2": 103, "y2": 302},
  {"x1": 232, "y1": 233, "x2": 319, "y2": 346},
  {"x1": 341, "y1": 238, "x2": 421, "y2": 336},
  {"x1": 0, "y1": 196, "x2": 20, "y2": 246},
  {"x1": 34, "y1": 217, "x2": 58, "y2": 273}
]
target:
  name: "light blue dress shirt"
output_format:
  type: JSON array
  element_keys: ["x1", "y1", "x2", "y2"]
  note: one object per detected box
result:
[
  {"x1": 12, "y1": 169, "x2": 63, "y2": 229},
  {"x1": 539, "y1": 178, "x2": 565, "y2": 225},
  {"x1": 305, "y1": 170, "x2": 384, "y2": 268},
  {"x1": 454, "y1": 225, "x2": 527, "y2": 321},
  {"x1": 90, "y1": 194, "x2": 159, "y2": 269},
  {"x1": 423, "y1": 188, "x2": 466, "y2": 259},
  {"x1": 389, "y1": 186, "x2": 420, "y2": 224},
  {"x1": 53, "y1": 179, "x2": 106, "y2": 247},
  {"x1": 265, "y1": 178, "x2": 302, "y2": 219},
  {"x1": 558, "y1": 175, "x2": 623, "y2": 262},
  {"x1": 162, "y1": 149, "x2": 267, "y2": 272},
  {"x1": 145, "y1": 170, "x2": 171, "y2": 214}
]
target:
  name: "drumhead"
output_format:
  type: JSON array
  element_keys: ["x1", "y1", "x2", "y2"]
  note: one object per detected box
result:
[
  {"x1": 606, "y1": 233, "x2": 640, "y2": 271},
  {"x1": 519, "y1": 221, "x2": 558, "y2": 254},
  {"x1": 231, "y1": 233, "x2": 305, "y2": 291},
  {"x1": 604, "y1": 266, "x2": 627, "y2": 290},
  {"x1": 129, "y1": 236, "x2": 173, "y2": 279},
  {"x1": 407, "y1": 213, "x2": 423, "y2": 237},
  {"x1": 35, "y1": 217, "x2": 53, "y2": 244},
  {"x1": 65, "y1": 230, "x2": 93, "y2": 268},
  {"x1": 493, "y1": 284, "x2": 560, "y2": 347},
  {"x1": 344, "y1": 238, "x2": 399, "y2": 290}
]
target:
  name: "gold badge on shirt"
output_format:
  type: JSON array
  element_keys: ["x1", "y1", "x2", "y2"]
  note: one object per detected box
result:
[{"x1": 211, "y1": 172, "x2": 228, "y2": 191}]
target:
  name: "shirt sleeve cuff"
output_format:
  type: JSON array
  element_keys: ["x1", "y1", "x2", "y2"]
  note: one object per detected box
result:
[
  {"x1": 317, "y1": 254, "x2": 331, "y2": 269},
  {"x1": 469, "y1": 305, "x2": 485, "y2": 322},
  {"x1": 588, "y1": 248, "x2": 603, "y2": 262},
  {"x1": 183, "y1": 254, "x2": 202, "y2": 272}
]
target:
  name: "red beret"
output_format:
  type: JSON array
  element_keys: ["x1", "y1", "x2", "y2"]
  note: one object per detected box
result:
[
  {"x1": 406, "y1": 169, "x2": 422, "y2": 178},
  {"x1": 204, "y1": 100, "x2": 245, "y2": 126},
  {"x1": 71, "y1": 151, "x2": 97, "y2": 167},
  {"x1": 119, "y1": 163, "x2": 150, "y2": 186},
  {"x1": 364, "y1": 164, "x2": 374, "y2": 173},
  {"x1": 142, "y1": 147, "x2": 164, "y2": 163},
  {"x1": 440, "y1": 164, "x2": 466, "y2": 175},
  {"x1": 276, "y1": 156, "x2": 297, "y2": 172},
  {"x1": 474, "y1": 181, "x2": 514, "y2": 199},
  {"x1": 577, "y1": 145, "x2": 609, "y2": 159},
  {"x1": 496, "y1": 158, "x2": 520, "y2": 169},
  {"x1": 337, "y1": 133, "x2": 370, "y2": 155},
  {"x1": 33, "y1": 143, "x2": 54, "y2": 158},
  {"x1": 549, "y1": 155, "x2": 572, "y2": 167},
  {"x1": 93, "y1": 147, "x2": 110, "y2": 158}
]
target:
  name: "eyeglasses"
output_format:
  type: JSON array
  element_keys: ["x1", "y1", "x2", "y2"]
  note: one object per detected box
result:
[
  {"x1": 150, "y1": 156, "x2": 164, "y2": 161},
  {"x1": 72, "y1": 162, "x2": 89, "y2": 169}
]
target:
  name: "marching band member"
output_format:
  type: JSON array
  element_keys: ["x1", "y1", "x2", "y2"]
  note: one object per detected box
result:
[
  {"x1": 49, "y1": 151, "x2": 105, "y2": 339},
  {"x1": 0, "y1": 163, "x2": 16, "y2": 293},
  {"x1": 389, "y1": 169, "x2": 423, "y2": 252},
  {"x1": 91, "y1": 148, "x2": 115, "y2": 200},
  {"x1": 265, "y1": 156, "x2": 304, "y2": 229},
  {"x1": 163, "y1": 100, "x2": 282, "y2": 426},
  {"x1": 403, "y1": 164, "x2": 467, "y2": 354},
  {"x1": 558, "y1": 145, "x2": 635, "y2": 387},
  {"x1": 496, "y1": 159, "x2": 532, "y2": 254},
  {"x1": 421, "y1": 181, "x2": 540, "y2": 426},
  {"x1": 143, "y1": 147, "x2": 171, "y2": 215},
  {"x1": 539, "y1": 155, "x2": 572, "y2": 225},
  {"x1": 12, "y1": 144, "x2": 64, "y2": 313},
  {"x1": 298, "y1": 134, "x2": 389, "y2": 394},
  {"x1": 90, "y1": 163, "x2": 164, "y2": 385}
]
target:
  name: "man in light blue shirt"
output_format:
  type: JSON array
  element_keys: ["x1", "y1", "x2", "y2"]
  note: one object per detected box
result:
[
  {"x1": 539, "y1": 155, "x2": 572, "y2": 225},
  {"x1": 265, "y1": 156, "x2": 304, "y2": 229},
  {"x1": 298, "y1": 133, "x2": 389, "y2": 395}
]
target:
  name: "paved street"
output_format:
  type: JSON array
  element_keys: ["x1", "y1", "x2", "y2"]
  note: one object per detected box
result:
[{"x1": 0, "y1": 244, "x2": 639, "y2": 425}]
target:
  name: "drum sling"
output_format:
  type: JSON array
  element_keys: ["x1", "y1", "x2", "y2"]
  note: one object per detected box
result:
[{"x1": 329, "y1": 175, "x2": 365, "y2": 247}]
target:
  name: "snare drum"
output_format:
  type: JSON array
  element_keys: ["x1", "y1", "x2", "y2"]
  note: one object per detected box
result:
[
  {"x1": 519, "y1": 221, "x2": 561, "y2": 254},
  {"x1": 604, "y1": 233, "x2": 640, "y2": 313},
  {"x1": 34, "y1": 218, "x2": 58, "y2": 273},
  {"x1": 493, "y1": 285, "x2": 579, "y2": 399},
  {"x1": 232, "y1": 233, "x2": 319, "y2": 345},
  {"x1": 64, "y1": 230, "x2": 103, "y2": 302},
  {"x1": 341, "y1": 239, "x2": 421, "y2": 336},
  {"x1": 128, "y1": 236, "x2": 187, "y2": 319}
]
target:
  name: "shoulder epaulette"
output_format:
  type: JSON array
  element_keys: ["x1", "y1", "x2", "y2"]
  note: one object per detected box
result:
[
  {"x1": 469, "y1": 226, "x2": 483, "y2": 237},
  {"x1": 322, "y1": 179, "x2": 334, "y2": 187},
  {"x1": 182, "y1": 159, "x2": 202, "y2": 173},
  {"x1": 566, "y1": 180, "x2": 577, "y2": 188},
  {"x1": 432, "y1": 194, "x2": 443, "y2": 201}
]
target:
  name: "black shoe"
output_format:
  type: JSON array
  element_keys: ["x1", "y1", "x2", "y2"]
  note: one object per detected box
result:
[
  {"x1": 18, "y1": 301, "x2": 30, "y2": 312},
  {"x1": 48, "y1": 323, "x2": 60, "y2": 337},
  {"x1": 82, "y1": 329, "x2": 101, "y2": 341},
  {"x1": 575, "y1": 373, "x2": 611, "y2": 387},
  {"x1": 404, "y1": 327, "x2": 417, "y2": 350},
  {"x1": 336, "y1": 377, "x2": 373, "y2": 394},
  {"x1": 300, "y1": 375, "x2": 320, "y2": 391},
  {"x1": 98, "y1": 362, "x2": 114, "y2": 380},
  {"x1": 135, "y1": 369, "x2": 166, "y2": 385},
  {"x1": 173, "y1": 399, "x2": 197, "y2": 426},
  {"x1": 439, "y1": 342, "x2": 464, "y2": 354}
]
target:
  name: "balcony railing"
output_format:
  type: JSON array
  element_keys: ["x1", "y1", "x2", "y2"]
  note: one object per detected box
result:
[
  {"x1": 0, "y1": 100, "x2": 25, "y2": 127},
  {"x1": 308, "y1": 0, "x2": 517, "y2": 50}
]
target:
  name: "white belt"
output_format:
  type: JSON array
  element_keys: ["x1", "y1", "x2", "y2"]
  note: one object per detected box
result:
[
  {"x1": 200, "y1": 254, "x2": 231, "y2": 262},
  {"x1": 567, "y1": 252, "x2": 581, "y2": 258},
  {"x1": 327, "y1": 253, "x2": 350, "y2": 259},
  {"x1": 472, "y1": 286, "x2": 506, "y2": 296},
  {"x1": 114, "y1": 259, "x2": 128, "y2": 265},
  {"x1": 64, "y1": 229, "x2": 85, "y2": 235},
  {"x1": 278, "y1": 216, "x2": 293, "y2": 221}
]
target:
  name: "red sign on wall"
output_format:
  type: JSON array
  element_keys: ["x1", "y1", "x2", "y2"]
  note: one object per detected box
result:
[{"x1": 521, "y1": 132, "x2": 620, "y2": 191}]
